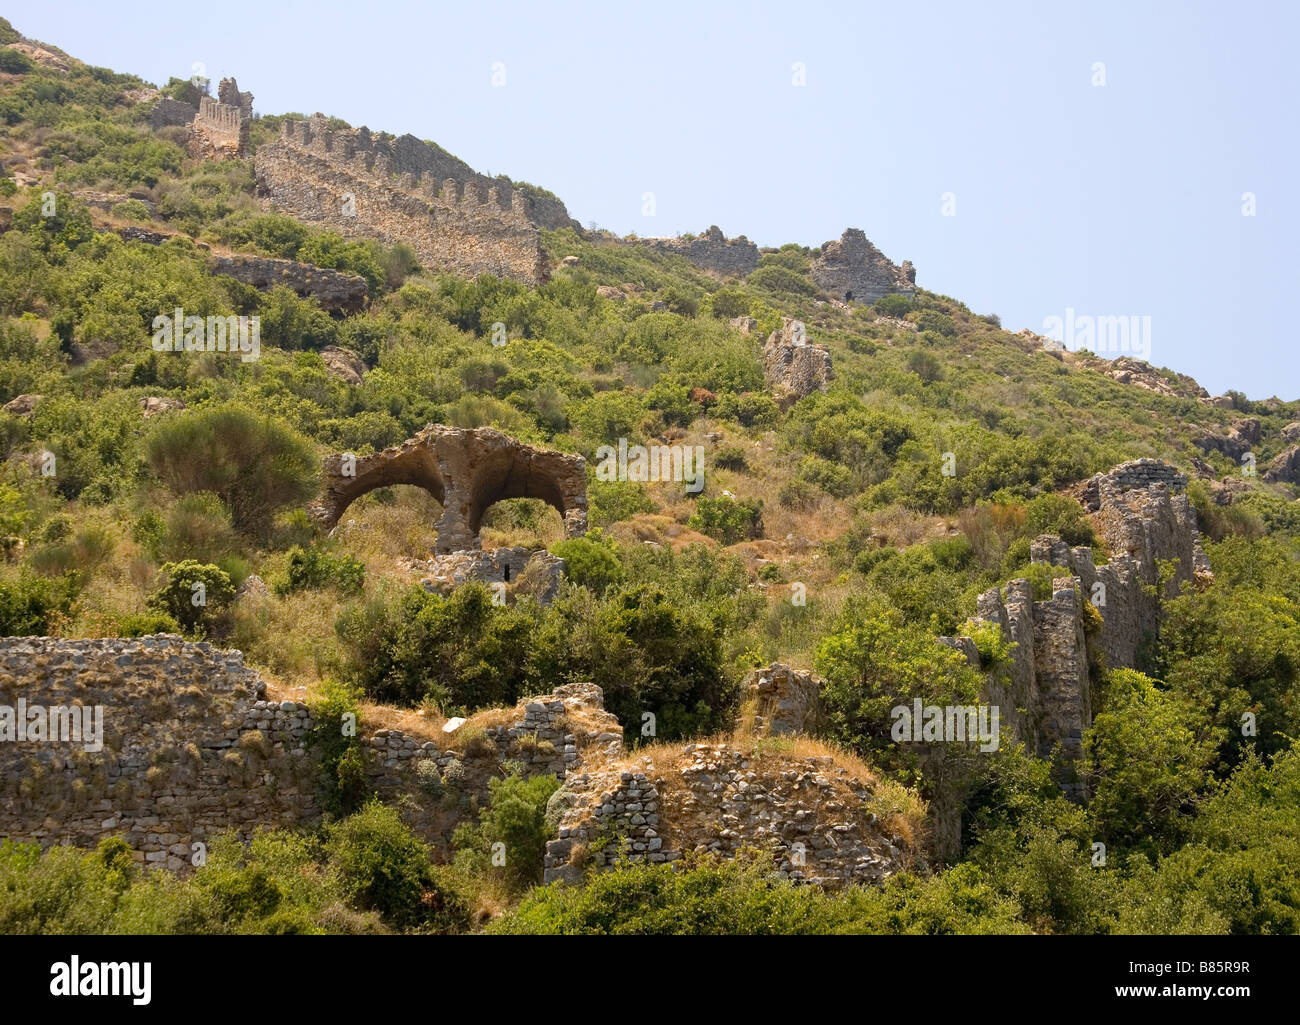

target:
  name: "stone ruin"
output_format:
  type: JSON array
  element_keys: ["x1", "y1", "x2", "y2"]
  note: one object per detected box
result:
[
  {"x1": 309, "y1": 424, "x2": 587, "y2": 599},
  {"x1": 0, "y1": 636, "x2": 623, "y2": 862},
  {"x1": 810, "y1": 228, "x2": 915, "y2": 304},
  {"x1": 309, "y1": 424, "x2": 587, "y2": 552},
  {"x1": 254, "y1": 117, "x2": 571, "y2": 286},
  {"x1": 633, "y1": 225, "x2": 759, "y2": 276},
  {"x1": 188, "y1": 77, "x2": 252, "y2": 160},
  {"x1": 762, "y1": 316, "x2": 833, "y2": 401},
  {"x1": 543, "y1": 659, "x2": 918, "y2": 888}
]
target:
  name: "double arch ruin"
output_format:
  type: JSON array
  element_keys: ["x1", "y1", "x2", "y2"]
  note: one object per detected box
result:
[{"x1": 307, "y1": 424, "x2": 588, "y2": 554}]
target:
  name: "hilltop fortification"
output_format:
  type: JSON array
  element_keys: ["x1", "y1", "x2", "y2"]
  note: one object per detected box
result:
[
  {"x1": 811, "y1": 228, "x2": 915, "y2": 303},
  {"x1": 254, "y1": 116, "x2": 576, "y2": 285}
]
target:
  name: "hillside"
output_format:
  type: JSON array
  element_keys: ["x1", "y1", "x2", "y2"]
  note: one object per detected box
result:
[{"x1": 0, "y1": 14, "x2": 1298, "y2": 942}]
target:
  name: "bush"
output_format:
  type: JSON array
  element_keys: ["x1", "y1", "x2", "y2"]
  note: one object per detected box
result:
[
  {"x1": 306, "y1": 679, "x2": 368, "y2": 816},
  {"x1": 324, "y1": 801, "x2": 469, "y2": 932},
  {"x1": 688, "y1": 496, "x2": 763, "y2": 545},
  {"x1": 0, "y1": 574, "x2": 76, "y2": 636},
  {"x1": 162, "y1": 491, "x2": 237, "y2": 563},
  {"x1": 874, "y1": 293, "x2": 915, "y2": 318},
  {"x1": 551, "y1": 530, "x2": 624, "y2": 595},
  {"x1": 115, "y1": 611, "x2": 181, "y2": 637},
  {"x1": 452, "y1": 770, "x2": 561, "y2": 891},
  {"x1": 147, "y1": 560, "x2": 235, "y2": 636},
  {"x1": 280, "y1": 544, "x2": 365, "y2": 596},
  {"x1": 145, "y1": 406, "x2": 317, "y2": 536}
]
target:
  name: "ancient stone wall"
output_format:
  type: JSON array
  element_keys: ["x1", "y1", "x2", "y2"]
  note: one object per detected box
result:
[
  {"x1": 0, "y1": 636, "x2": 319, "y2": 869},
  {"x1": 208, "y1": 254, "x2": 368, "y2": 315},
  {"x1": 810, "y1": 228, "x2": 915, "y2": 303},
  {"x1": 634, "y1": 226, "x2": 758, "y2": 276},
  {"x1": 763, "y1": 316, "x2": 833, "y2": 400},
  {"x1": 255, "y1": 118, "x2": 560, "y2": 284},
  {"x1": 0, "y1": 637, "x2": 623, "y2": 866},
  {"x1": 189, "y1": 91, "x2": 250, "y2": 160},
  {"x1": 738, "y1": 662, "x2": 821, "y2": 736},
  {"x1": 544, "y1": 744, "x2": 915, "y2": 888}
]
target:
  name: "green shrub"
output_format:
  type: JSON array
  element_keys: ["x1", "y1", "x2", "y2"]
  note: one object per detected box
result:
[
  {"x1": 116, "y1": 611, "x2": 181, "y2": 637},
  {"x1": 147, "y1": 560, "x2": 235, "y2": 636},
  {"x1": 324, "y1": 801, "x2": 469, "y2": 932},
  {"x1": 551, "y1": 530, "x2": 624, "y2": 595},
  {"x1": 874, "y1": 293, "x2": 915, "y2": 318},
  {"x1": 688, "y1": 496, "x2": 763, "y2": 545},
  {"x1": 145, "y1": 406, "x2": 317, "y2": 536},
  {"x1": 452, "y1": 770, "x2": 561, "y2": 891},
  {"x1": 306, "y1": 679, "x2": 368, "y2": 816},
  {"x1": 280, "y1": 544, "x2": 365, "y2": 596},
  {"x1": 0, "y1": 574, "x2": 76, "y2": 636}
]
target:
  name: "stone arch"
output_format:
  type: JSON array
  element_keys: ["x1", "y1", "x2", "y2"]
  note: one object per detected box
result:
[{"x1": 308, "y1": 424, "x2": 587, "y2": 554}]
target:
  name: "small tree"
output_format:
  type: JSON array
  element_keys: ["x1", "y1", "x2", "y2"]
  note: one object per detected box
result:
[{"x1": 147, "y1": 560, "x2": 234, "y2": 636}]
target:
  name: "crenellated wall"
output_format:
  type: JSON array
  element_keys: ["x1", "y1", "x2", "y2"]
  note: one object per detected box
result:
[{"x1": 255, "y1": 117, "x2": 568, "y2": 284}]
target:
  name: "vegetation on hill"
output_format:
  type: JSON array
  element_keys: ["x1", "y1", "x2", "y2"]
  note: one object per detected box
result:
[{"x1": 0, "y1": 21, "x2": 1298, "y2": 934}]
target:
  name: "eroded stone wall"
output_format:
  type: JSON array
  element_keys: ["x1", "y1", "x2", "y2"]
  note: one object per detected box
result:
[
  {"x1": 810, "y1": 228, "x2": 915, "y2": 303},
  {"x1": 255, "y1": 118, "x2": 558, "y2": 285},
  {"x1": 0, "y1": 636, "x2": 319, "y2": 869},
  {"x1": 634, "y1": 226, "x2": 758, "y2": 276}
]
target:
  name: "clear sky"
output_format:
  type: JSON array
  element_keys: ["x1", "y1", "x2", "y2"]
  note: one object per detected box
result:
[{"x1": 22, "y1": 1, "x2": 1300, "y2": 399}]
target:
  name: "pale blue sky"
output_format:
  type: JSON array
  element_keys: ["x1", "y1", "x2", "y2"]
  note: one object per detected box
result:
[{"x1": 22, "y1": 1, "x2": 1299, "y2": 398}]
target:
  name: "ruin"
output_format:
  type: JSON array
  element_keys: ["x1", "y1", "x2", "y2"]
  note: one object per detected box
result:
[
  {"x1": 811, "y1": 228, "x2": 915, "y2": 304},
  {"x1": 308, "y1": 424, "x2": 588, "y2": 554},
  {"x1": 762, "y1": 316, "x2": 833, "y2": 400},
  {"x1": 187, "y1": 77, "x2": 252, "y2": 160},
  {"x1": 254, "y1": 117, "x2": 570, "y2": 285},
  {"x1": 633, "y1": 225, "x2": 759, "y2": 276}
]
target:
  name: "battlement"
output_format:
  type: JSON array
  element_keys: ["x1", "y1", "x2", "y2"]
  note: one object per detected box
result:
[
  {"x1": 256, "y1": 120, "x2": 546, "y2": 284},
  {"x1": 189, "y1": 80, "x2": 252, "y2": 161}
]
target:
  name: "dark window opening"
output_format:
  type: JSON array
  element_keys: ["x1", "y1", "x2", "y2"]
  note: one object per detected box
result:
[
  {"x1": 503, "y1": 564, "x2": 511, "y2": 582},
  {"x1": 845, "y1": 290, "x2": 853, "y2": 301}
]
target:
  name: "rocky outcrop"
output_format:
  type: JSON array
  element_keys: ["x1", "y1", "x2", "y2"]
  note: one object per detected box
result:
[
  {"x1": 1263, "y1": 445, "x2": 1300, "y2": 484},
  {"x1": 140, "y1": 396, "x2": 185, "y2": 418},
  {"x1": 1102, "y1": 356, "x2": 1209, "y2": 399},
  {"x1": 810, "y1": 228, "x2": 915, "y2": 304},
  {"x1": 2, "y1": 393, "x2": 42, "y2": 416},
  {"x1": 738, "y1": 663, "x2": 821, "y2": 736},
  {"x1": 763, "y1": 317, "x2": 832, "y2": 400},
  {"x1": 1195, "y1": 418, "x2": 1260, "y2": 461},
  {"x1": 634, "y1": 226, "x2": 758, "y2": 276},
  {"x1": 208, "y1": 254, "x2": 368, "y2": 315},
  {"x1": 729, "y1": 316, "x2": 758, "y2": 335},
  {"x1": 319, "y1": 345, "x2": 367, "y2": 384},
  {"x1": 962, "y1": 459, "x2": 1208, "y2": 795},
  {"x1": 309, "y1": 424, "x2": 588, "y2": 554}
]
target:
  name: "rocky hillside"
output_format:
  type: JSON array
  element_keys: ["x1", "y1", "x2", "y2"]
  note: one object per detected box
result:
[{"x1": 0, "y1": 15, "x2": 1298, "y2": 938}]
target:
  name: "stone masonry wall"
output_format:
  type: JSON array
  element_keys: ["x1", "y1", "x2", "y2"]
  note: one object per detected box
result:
[
  {"x1": 545, "y1": 744, "x2": 914, "y2": 889},
  {"x1": 810, "y1": 228, "x2": 915, "y2": 303},
  {"x1": 255, "y1": 118, "x2": 554, "y2": 285},
  {"x1": 635, "y1": 226, "x2": 759, "y2": 276},
  {"x1": 0, "y1": 637, "x2": 624, "y2": 867},
  {"x1": 763, "y1": 316, "x2": 833, "y2": 400},
  {"x1": 0, "y1": 636, "x2": 319, "y2": 869}
]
